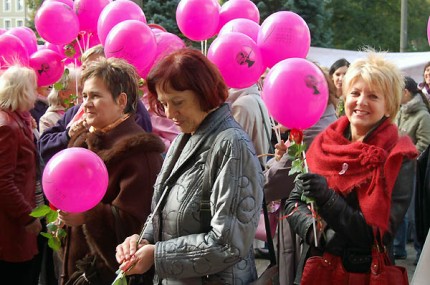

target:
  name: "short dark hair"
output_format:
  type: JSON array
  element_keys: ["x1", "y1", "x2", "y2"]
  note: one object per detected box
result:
[
  {"x1": 329, "y1": 58, "x2": 350, "y2": 76},
  {"x1": 146, "y1": 48, "x2": 228, "y2": 115},
  {"x1": 80, "y1": 57, "x2": 139, "y2": 114}
]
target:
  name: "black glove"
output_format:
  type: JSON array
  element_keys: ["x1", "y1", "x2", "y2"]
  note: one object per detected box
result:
[{"x1": 297, "y1": 173, "x2": 332, "y2": 206}]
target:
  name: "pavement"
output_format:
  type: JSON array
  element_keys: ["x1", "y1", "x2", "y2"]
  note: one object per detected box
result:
[{"x1": 395, "y1": 241, "x2": 418, "y2": 283}]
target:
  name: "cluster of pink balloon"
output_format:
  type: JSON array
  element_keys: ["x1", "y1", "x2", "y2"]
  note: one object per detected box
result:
[
  {"x1": 42, "y1": 148, "x2": 108, "y2": 213},
  {"x1": 0, "y1": 26, "x2": 66, "y2": 86},
  {"x1": 177, "y1": 0, "x2": 321, "y2": 130}
]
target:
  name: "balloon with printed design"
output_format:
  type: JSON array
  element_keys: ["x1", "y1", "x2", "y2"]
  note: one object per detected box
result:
[
  {"x1": 29, "y1": 49, "x2": 65, "y2": 86},
  {"x1": 262, "y1": 58, "x2": 328, "y2": 130},
  {"x1": 208, "y1": 32, "x2": 264, "y2": 88}
]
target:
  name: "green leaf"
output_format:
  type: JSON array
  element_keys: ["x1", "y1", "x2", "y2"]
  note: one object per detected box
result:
[
  {"x1": 46, "y1": 222, "x2": 58, "y2": 233},
  {"x1": 53, "y1": 82, "x2": 63, "y2": 91},
  {"x1": 40, "y1": 232, "x2": 53, "y2": 239},
  {"x1": 57, "y1": 228, "x2": 67, "y2": 239},
  {"x1": 30, "y1": 205, "x2": 51, "y2": 218},
  {"x1": 46, "y1": 210, "x2": 58, "y2": 223},
  {"x1": 112, "y1": 270, "x2": 128, "y2": 285},
  {"x1": 48, "y1": 237, "x2": 61, "y2": 251}
]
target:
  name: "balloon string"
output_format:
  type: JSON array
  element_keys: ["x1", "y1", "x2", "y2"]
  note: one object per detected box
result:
[
  {"x1": 204, "y1": 40, "x2": 208, "y2": 56},
  {"x1": 74, "y1": 58, "x2": 79, "y2": 105},
  {"x1": 75, "y1": 35, "x2": 84, "y2": 57},
  {"x1": 270, "y1": 116, "x2": 281, "y2": 144},
  {"x1": 86, "y1": 32, "x2": 91, "y2": 52},
  {"x1": 302, "y1": 150, "x2": 317, "y2": 247},
  {"x1": 201, "y1": 41, "x2": 204, "y2": 54}
]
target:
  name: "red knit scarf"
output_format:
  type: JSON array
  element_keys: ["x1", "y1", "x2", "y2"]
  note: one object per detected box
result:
[{"x1": 307, "y1": 116, "x2": 417, "y2": 233}]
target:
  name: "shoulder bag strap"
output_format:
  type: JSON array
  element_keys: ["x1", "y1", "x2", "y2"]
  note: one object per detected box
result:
[{"x1": 262, "y1": 196, "x2": 277, "y2": 266}]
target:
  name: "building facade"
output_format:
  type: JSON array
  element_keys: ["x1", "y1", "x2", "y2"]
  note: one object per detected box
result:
[{"x1": 0, "y1": 0, "x2": 28, "y2": 29}]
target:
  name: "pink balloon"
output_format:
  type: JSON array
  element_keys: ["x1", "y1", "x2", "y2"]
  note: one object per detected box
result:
[
  {"x1": 427, "y1": 16, "x2": 430, "y2": 47},
  {"x1": 42, "y1": 147, "x2": 108, "y2": 213},
  {"x1": 44, "y1": 0, "x2": 74, "y2": 8},
  {"x1": 97, "y1": 0, "x2": 147, "y2": 46},
  {"x1": 0, "y1": 34, "x2": 29, "y2": 69},
  {"x1": 140, "y1": 32, "x2": 186, "y2": 78},
  {"x1": 44, "y1": 42, "x2": 61, "y2": 54},
  {"x1": 217, "y1": 0, "x2": 259, "y2": 32},
  {"x1": 258, "y1": 11, "x2": 311, "y2": 68},
  {"x1": 35, "y1": 2, "x2": 80, "y2": 45},
  {"x1": 218, "y1": 18, "x2": 260, "y2": 42},
  {"x1": 74, "y1": 0, "x2": 111, "y2": 33},
  {"x1": 148, "y1": 23, "x2": 167, "y2": 33},
  {"x1": 105, "y1": 20, "x2": 157, "y2": 76},
  {"x1": 207, "y1": 32, "x2": 264, "y2": 88},
  {"x1": 29, "y1": 49, "x2": 65, "y2": 86},
  {"x1": 6, "y1": 27, "x2": 38, "y2": 56},
  {"x1": 262, "y1": 58, "x2": 328, "y2": 130},
  {"x1": 176, "y1": 0, "x2": 220, "y2": 41},
  {"x1": 0, "y1": 28, "x2": 6, "y2": 36}
]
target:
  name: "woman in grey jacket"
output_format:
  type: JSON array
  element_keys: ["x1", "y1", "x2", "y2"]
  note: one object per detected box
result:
[{"x1": 115, "y1": 48, "x2": 264, "y2": 284}]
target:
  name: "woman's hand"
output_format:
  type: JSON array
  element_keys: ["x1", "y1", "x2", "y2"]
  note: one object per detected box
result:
[
  {"x1": 116, "y1": 235, "x2": 153, "y2": 275},
  {"x1": 68, "y1": 117, "x2": 89, "y2": 138},
  {"x1": 274, "y1": 140, "x2": 289, "y2": 161},
  {"x1": 58, "y1": 211, "x2": 86, "y2": 227},
  {"x1": 119, "y1": 244, "x2": 155, "y2": 275}
]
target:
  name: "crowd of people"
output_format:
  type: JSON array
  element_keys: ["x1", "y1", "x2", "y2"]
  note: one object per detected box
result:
[{"x1": 1, "y1": 42, "x2": 429, "y2": 285}]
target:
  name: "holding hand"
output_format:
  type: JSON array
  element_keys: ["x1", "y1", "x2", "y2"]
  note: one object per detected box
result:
[
  {"x1": 274, "y1": 140, "x2": 290, "y2": 161},
  {"x1": 68, "y1": 117, "x2": 89, "y2": 138},
  {"x1": 297, "y1": 173, "x2": 333, "y2": 206},
  {"x1": 116, "y1": 235, "x2": 153, "y2": 275},
  {"x1": 58, "y1": 211, "x2": 86, "y2": 227}
]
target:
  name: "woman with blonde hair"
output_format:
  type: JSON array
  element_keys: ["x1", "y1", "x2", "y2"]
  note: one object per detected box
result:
[
  {"x1": 286, "y1": 52, "x2": 418, "y2": 284},
  {"x1": 0, "y1": 66, "x2": 42, "y2": 284}
]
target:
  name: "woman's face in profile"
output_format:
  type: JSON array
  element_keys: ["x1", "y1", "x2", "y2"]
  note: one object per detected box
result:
[
  {"x1": 156, "y1": 85, "x2": 209, "y2": 134},
  {"x1": 82, "y1": 76, "x2": 125, "y2": 129}
]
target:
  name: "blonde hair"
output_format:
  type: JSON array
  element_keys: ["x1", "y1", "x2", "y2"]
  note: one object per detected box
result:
[
  {"x1": 81, "y1": 44, "x2": 105, "y2": 64},
  {"x1": 47, "y1": 88, "x2": 62, "y2": 107},
  {"x1": 0, "y1": 66, "x2": 37, "y2": 112},
  {"x1": 343, "y1": 51, "x2": 403, "y2": 121}
]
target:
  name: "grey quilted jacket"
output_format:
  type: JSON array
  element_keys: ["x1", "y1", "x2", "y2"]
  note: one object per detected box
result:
[{"x1": 143, "y1": 103, "x2": 264, "y2": 284}]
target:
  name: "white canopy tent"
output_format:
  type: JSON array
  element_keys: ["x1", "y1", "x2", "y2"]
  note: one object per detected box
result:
[{"x1": 307, "y1": 47, "x2": 430, "y2": 83}]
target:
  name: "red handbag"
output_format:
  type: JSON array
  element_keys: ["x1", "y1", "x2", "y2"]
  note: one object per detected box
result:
[{"x1": 301, "y1": 230, "x2": 409, "y2": 285}]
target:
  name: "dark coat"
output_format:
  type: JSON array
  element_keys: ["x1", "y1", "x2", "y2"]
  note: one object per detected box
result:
[
  {"x1": 60, "y1": 116, "x2": 164, "y2": 285},
  {"x1": 0, "y1": 109, "x2": 38, "y2": 262}
]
